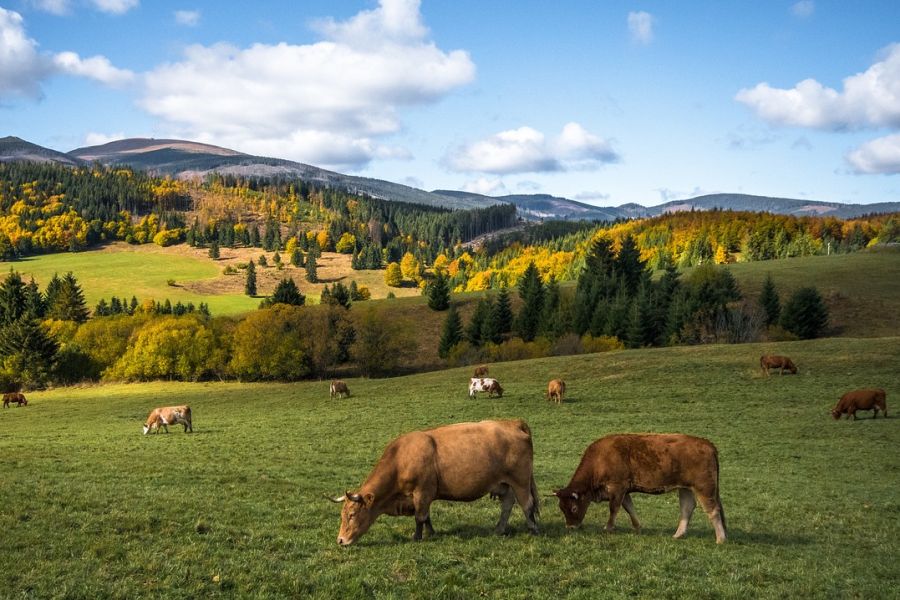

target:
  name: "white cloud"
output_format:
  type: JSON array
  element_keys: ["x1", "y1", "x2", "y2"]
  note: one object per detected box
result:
[
  {"x1": 30, "y1": 0, "x2": 71, "y2": 16},
  {"x1": 791, "y1": 1, "x2": 815, "y2": 18},
  {"x1": 735, "y1": 43, "x2": 900, "y2": 130},
  {"x1": 574, "y1": 191, "x2": 611, "y2": 202},
  {"x1": 0, "y1": 7, "x2": 52, "y2": 99},
  {"x1": 90, "y1": 0, "x2": 138, "y2": 15},
  {"x1": 0, "y1": 7, "x2": 133, "y2": 101},
  {"x1": 53, "y1": 51, "x2": 134, "y2": 86},
  {"x1": 462, "y1": 177, "x2": 508, "y2": 196},
  {"x1": 84, "y1": 131, "x2": 125, "y2": 146},
  {"x1": 627, "y1": 11, "x2": 654, "y2": 45},
  {"x1": 446, "y1": 122, "x2": 618, "y2": 174},
  {"x1": 140, "y1": 0, "x2": 474, "y2": 171},
  {"x1": 846, "y1": 133, "x2": 900, "y2": 174},
  {"x1": 174, "y1": 10, "x2": 200, "y2": 27}
]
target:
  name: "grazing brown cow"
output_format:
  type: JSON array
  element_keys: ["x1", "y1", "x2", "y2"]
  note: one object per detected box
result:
[
  {"x1": 547, "y1": 379, "x2": 566, "y2": 404},
  {"x1": 330, "y1": 380, "x2": 350, "y2": 399},
  {"x1": 2, "y1": 392, "x2": 27, "y2": 408},
  {"x1": 143, "y1": 405, "x2": 192, "y2": 435},
  {"x1": 473, "y1": 365, "x2": 489, "y2": 378},
  {"x1": 329, "y1": 419, "x2": 539, "y2": 545},
  {"x1": 553, "y1": 433, "x2": 727, "y2": 544},
  {"x1": 760, "y1": 355, "x2": 798, "y2": 375},
  {"x1": 832, "y1": 388, "x2": 887, "y2": 420}
]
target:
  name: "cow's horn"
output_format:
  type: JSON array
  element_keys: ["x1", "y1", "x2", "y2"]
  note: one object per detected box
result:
[
  {"x1": 347, "y1": 492, "x2": 364, "y2": 503},
  {"x1": 326, "y1": 493, "x2": 346, "y2": 503}
]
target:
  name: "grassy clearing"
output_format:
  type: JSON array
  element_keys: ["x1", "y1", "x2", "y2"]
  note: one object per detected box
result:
[{"x1": 2, "y1": 337, "x2": 898, "y2": 598}]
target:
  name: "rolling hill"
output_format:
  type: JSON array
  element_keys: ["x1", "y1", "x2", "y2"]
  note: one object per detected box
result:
[{"x1": 0, "y1": 136, "x2": 83, "y2": 167}]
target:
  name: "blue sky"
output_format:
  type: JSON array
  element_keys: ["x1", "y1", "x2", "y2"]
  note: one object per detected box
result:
[{"x1": 1, "y1": 0, "x2": 899, "y2": 206}]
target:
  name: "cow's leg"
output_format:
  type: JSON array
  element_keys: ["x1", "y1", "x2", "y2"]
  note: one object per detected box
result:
[
  {"x1": 411, "y1": 490, "x2": 434, "y2": 541},
  {"x1": 494, "y1": 486, "x2": 517, "y2": 535},
  {"x1": 673, "y1": 488, "x2": 696, "y2": 538},
  {"x1": 605, "y1": 490, "x2": 624, "y2": 532},
  {"x1": 696, "y1": 491, "x2": 727, "y2": 544},
  {"x1": 621, "y1": 493, "x2": 641, "y2": 532},
  {"x1": 508, "y1": 481, "x2": 540, "y2": 535}
]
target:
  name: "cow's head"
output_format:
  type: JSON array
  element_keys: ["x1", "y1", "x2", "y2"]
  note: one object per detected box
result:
[
  {"x1": 331, "y1": 491, "x2": 376, "y2": 546},
  {"x1": 142, "y1": 423, "x2": 151, "y2": 435},
  {"x1": 552, "y1": 488, "x2": 591, "y2": 527},
  {"x1": 831, "y1": 407, "x2": 842, "y2": 420}
]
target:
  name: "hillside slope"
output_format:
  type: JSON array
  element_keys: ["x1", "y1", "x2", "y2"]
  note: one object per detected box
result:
[{"x1": 0, "y1": 136, "x2": 83, "y2": 166}]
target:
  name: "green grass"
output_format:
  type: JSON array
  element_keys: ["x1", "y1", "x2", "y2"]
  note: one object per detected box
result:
[
  {"x1": 2, "y1": 337, "x2": 898, "y2": 598},
  {"x1": 11, "y1": 244, "x2": 259, "y2": 316}
]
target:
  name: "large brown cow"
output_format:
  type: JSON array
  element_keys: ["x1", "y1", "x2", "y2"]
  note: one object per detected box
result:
[
  {"x1": 2, "y1": 392, "x2": 27, "y2": 408},
  {"x1": 330, "y1": 380, "x2": 350, "y2": 399},
  {"x1": 143, "y1": 405, "x2": 193, "y2": 435},
  {"x1": 330, "y1": 419, "x2": 539, "y2": 545},
  {"x1": 553, "y1": 433, "x2": 727, "y2": 544},
  {"x1": 832, "y1": 389, "x2": 887, "y2": 420},
  {"x1": 547, "y1": 379, "x2": 566, "y2": 404},
  {"x1": 760, "y1": 355, "x2": 798, "y2": 375}
]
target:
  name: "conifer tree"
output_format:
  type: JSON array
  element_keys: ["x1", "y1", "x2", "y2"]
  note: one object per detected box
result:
[
  {"x1": 438, "y1": 305, "x2": 463, "y2": 359},
  {"x1": 781, "y1": 286, "x2": 828, "y2": 339},
  {"x1": 0, "y1": 271, "x2": 27, "y2": 325},
  {"x1": 427, "y1": 273, "x2": 451, "y2": 311},
  {"x1": 265, "y1": 278, "x2": 304, "y2": 307},
  {"x1": 208, "y1": 240, "x2": 220, "y2": 259},
  {"x1": 44, "y1": 273, "x2": 62, "y2": 314},
  {"x1": 492, "y1": 286, "x2": 513, "y2": 339},
  {"x1": 291, "y1": 248, "x2": 304, "y2": 267},
  {"x1": 516, "y1": 261, "x2": 544, "y2": 342},
  {"x1": 23, "y1": 277, "x2": 45, "y2": 320},
  {"x1": 759, "y1": 273, "x2": 781, "y2": 326},
  {"x1": 305, "y1": 251, "x2": 318, "y2": 283},
  {"x1": 466, "y1": 297, "x2": 491, "y2": 346},
  {"x1": 245, "y1": 259, "x2": 257, "y2": 296},
  {"x1": 0, "y1": 317, "x2": 59, "y2": 387},
  {"x1": 48, "y1": 272, "x2": 89, "y2": 322},
  {"x1": 541, "y1": 275, "x2": 561, "y2": 337}
]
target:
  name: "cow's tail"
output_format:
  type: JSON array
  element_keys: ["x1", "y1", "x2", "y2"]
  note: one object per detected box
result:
[{"x1": 714, "y1": 448, "x2": 726, "y2": 533}]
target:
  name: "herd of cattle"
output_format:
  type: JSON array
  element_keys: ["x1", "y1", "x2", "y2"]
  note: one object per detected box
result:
[{"x1": 3, "y1": 352, "x2": 888, "y2": 546}]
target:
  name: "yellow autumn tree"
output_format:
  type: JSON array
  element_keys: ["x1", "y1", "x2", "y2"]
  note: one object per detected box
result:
[
  {"x1": 400, "y1": 252, "x2": 422, "y2": 282},
  {"x1": 384, "y1": 262, "x2": 403, "y2": 287}
]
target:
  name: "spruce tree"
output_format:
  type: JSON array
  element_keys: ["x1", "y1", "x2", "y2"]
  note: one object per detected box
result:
[
  {"x1": 208, "y1": 240, "x2": 220, "y2": 259},
  {"x1": 48, "y1": 273, "x2": 89, "y2": 322},
  {"x1": 759, "y1": 273, "x2": 781, "y2": 326},
  {"x1": 516, "y1": 261, "x2": 545, "y2": 342},
  {"x1": 781, "y1": 286, "x2": 828, "y2": 339},
  {"x1": 266, "y1": 277, "x2": 304, "y2": 306},
  {"x1": 0, "y1": 270, "x2": 27, "y2": 325},
  {"x1": 0, "y1": 317, "x2": 59, "y2": 387},
  {"x1": 291, "y1": 248, "x2": 304, "y2": 267},
  {"x1": 615, "y1": 234, "x2": 645, "y2": 296},
  {"x1": 427, "y1": 273, "x2": 451, "y2": 311},
  {"x1": 44, "y1": 273, "x2": 62, "y2": 316},
  {"x1": 23, "y1": 277, "x2": 45, "y2": 320},
  {"x1": 466, "y1": 297, "x2": 491, "y2": 346},
  {"x1": 438, "y1": 305, "x2": 463, "y2": 359},
  {"x1": 305, "y1": 251, "x2": 318, "y2": 283},
  {"x1": 330, "y1": 282, "x2": 352, "y2": 309},
  {"x1": 541, "y1": 275, "x2": 561, "y2": 337},
  {"x1": 349, "y1": 280, "x2": 360, "y2": 301},
  {"x1": 245, "y1": 259, "x2": 257, "y2": 296},
  {"x1": 492, "y1": 286, "x2": 513, "y2": 338}
]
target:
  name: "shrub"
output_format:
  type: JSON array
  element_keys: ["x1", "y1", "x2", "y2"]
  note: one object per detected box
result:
[
  {"x1": 106, "y1": 315, "x2": 215, "y2": 381},
  {"x1": 230, "y1": 305, "x2": 311, "y2": 380},
  {"x1": 781, "y1": 286, "x2": 829, "y2": 339},
  {"x1": 581, "y1": 334, "x2": 624, "y2": 353}
]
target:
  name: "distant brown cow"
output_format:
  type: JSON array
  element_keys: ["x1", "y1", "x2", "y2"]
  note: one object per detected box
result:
[
  {"x1": 760, "y1": 355, "x2": 798, "y2": 375},
  {"x1": 547, "y1": 379, "x2": 566, "y2": 404},
  {"x1": 832, "y1": 389, "x2": 887, "y2": 420},
  {"x1": 143, "y1": 405, "x2": 192, "y2": 435},
  {"x1": 473, "y1": 365, "x2": 489, "y2": 378},
  {"x1": 2, "y1": 392, "x2": 27, "y2": 408},
  {"x1": 329, "y1": 419, "x2": 539, "y2": 545},
  {"x1": 330, "y1": 380, "x2": 350, "y2": 399},
  {"x1": 553, "y1": 433, "x2": 727, "y2": 544}
]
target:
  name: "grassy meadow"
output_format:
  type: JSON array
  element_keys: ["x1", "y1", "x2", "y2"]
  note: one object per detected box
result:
[{"x1": 2, "y1": 337, "x2": 898, "y2": 598}]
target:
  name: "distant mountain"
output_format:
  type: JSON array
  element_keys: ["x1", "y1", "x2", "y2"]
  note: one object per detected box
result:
[
  {"x1": 432, "y1": 190, "x2": 624, "y2": 221},
  {"x1": 68, "y1": 138, "x2": 499, "y2": 210},
  {"x1": 0, "y1": 136, "x2": 83, "y2": 167}
]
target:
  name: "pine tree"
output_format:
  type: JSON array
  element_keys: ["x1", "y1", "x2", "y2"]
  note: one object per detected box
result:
[
  {"x1": 427, "y1": 273, "x2": 451, "y2": 311},
  {"x1": 516, "y1": 261, "x2": 545, "y2": 342},
  {"x1": 291, "y1": 248, "x2": 304, "y2": 267},
  {"x1": 258, "y1": 254, "x2": 268, "y2": 267},
  {"x1": 208, "y1": 240, "x2": 220, "y2": 259},
  {"x1": 245, "y1": 259, "x2": 257, "y2": 296},
  {"x1": 330, "y1": 282, "x2": 352, "y2": 309},
  {"x1": 94, "y1": 298, "x2": 109, "y2": 317},
  {"x1": 23, "y1": 277, "x2": 45, "y2": 320},
  {"x1": 492, "y1": 286, "x2": 513, "y2": 338},
  {"x1": 44, "y1": 273, "x2": 62, "y2": 315},
  {"x1": 438, "y1": 305, "x2": 463, "y2": 359},
  {"x1": 466, "y1": 297, "x2": 491, "y2": 346},
  {"x1": 266, "y1": 277, "x2": 304, "y2": 306},
  {"x1": 541, "y1": 275, "x2": 561, "y2": 337},
  {"x1": 0, "y1": 270, "x2": 27, "y2": 325},
  {"x1": 129, "y1": 296, "x2": 139, "y2": 315},
  {"x1": 47, "y1": 272, "x2": 89, "y2": 322},
  {"x1": 305, "y1": 251, "x2": 318, "y2": 283},
  {"x1": 759, "y1": 273, "x2": 781, "y2": 326},
  {"x1": 0, "y1": 317, "x2": 59, "y2": 387},
  {"x1": 615, "y1": 234, "x2": 645, "y2": 296},
  {"x1": 781, "y1": 286, "x2": 828, "y2": 339}
]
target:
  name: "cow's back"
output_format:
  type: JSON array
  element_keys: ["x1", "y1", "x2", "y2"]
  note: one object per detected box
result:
[
  {"x1": 586, "y1": 434, "x2": 719, "y2": 493},
  {"x1": 418, "y1": 420, "x2": 533, "y2": 501}
]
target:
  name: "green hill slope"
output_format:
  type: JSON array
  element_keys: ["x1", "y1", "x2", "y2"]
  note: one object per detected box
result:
[{"x1": 4, "y1": 337, "x2": 898, "y2": 597}]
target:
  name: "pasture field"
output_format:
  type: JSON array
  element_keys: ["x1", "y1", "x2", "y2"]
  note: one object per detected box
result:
[{"x1": 2, "y1": 337, "x2": 899, "y2": 598}]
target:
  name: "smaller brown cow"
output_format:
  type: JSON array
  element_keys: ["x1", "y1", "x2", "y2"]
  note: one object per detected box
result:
[
  {"x1": 2, "y1": 392, "x2": 27, "y2": 408},
  {"x1": 553, "y1": 433, "x2": 727, "y2": 544},
  {"x1": 330, "y1": 380, "x2": 350, "y2": 399},
  {"x1": 760, "y1": 355, "x2": 798, "y2": 376},
  {"x1": 473, "y1": 365, "x2": 489, "y2": 378},
  {"x1": 547, "y1": 379, "x2": 566, "y2": 404},
  {"x1": 832, "y1": 389, "x2": 887, "y2": 420},
  {"x1": 143, "y1": 405, "x2": 192, "y2": 435}
]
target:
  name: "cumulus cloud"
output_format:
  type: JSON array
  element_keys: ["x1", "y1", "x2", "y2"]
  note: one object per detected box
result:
[
  {"x1": 140, "y1": 0, "x2": 474, "y2": 170},
  {"x1": 462, "y1": 177, "x2": 508, "y2": 196},
  {"x1": 53, "y1": 51, "x2": 134, "y2": 86},
  {"x1": 174, "y1": 10, "x2": 200, "y2": 27},
  {"x1": 627, "y1": 11, "x2": 654, "y2": 45},
  {"x1": 84, "y1": 131, "x2": 125, "y2": 146},
  {"x1": 445, "y1": 122, "x2": 618, "y2": 174},
  {"x1": 90, "y1": 0, "x2": 138, "y2": 15},
  {"x1": 0, "y1": 7, "x2": 53, "y2": 99},
  {"x1": 846, "y1": 133, "x2": 900, "y2": 174},
  {"x1": 30, "y1": 0, "x2": 70, "y2": 16},
  {"x1": 0, "y1": 7, "x2": 133, "y2": 101},
  {"x1": 735, "y1": 43, "x2": 900, "y2": 130},
  {"x1": 791, "y1": 1, "x2": 815, "y2": 18}
]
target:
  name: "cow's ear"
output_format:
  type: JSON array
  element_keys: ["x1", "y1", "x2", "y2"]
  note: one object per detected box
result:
[{"x1": 363, "y1": 493, "x2": 375, "y2": 507}]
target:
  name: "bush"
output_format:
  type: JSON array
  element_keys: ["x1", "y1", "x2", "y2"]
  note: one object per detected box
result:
[
  {"x1": 581, "y1": 334, "x2": 624, "y2": 353},
  {"x1": 781, "y1": 286, "x2": 829, "y2": 339},
  {"x1": 152, "y1": 228, "x2": 185, "y2": 247},
  {"x1": 106, "y1": 315, "x2": 215, "y2": 381}
]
